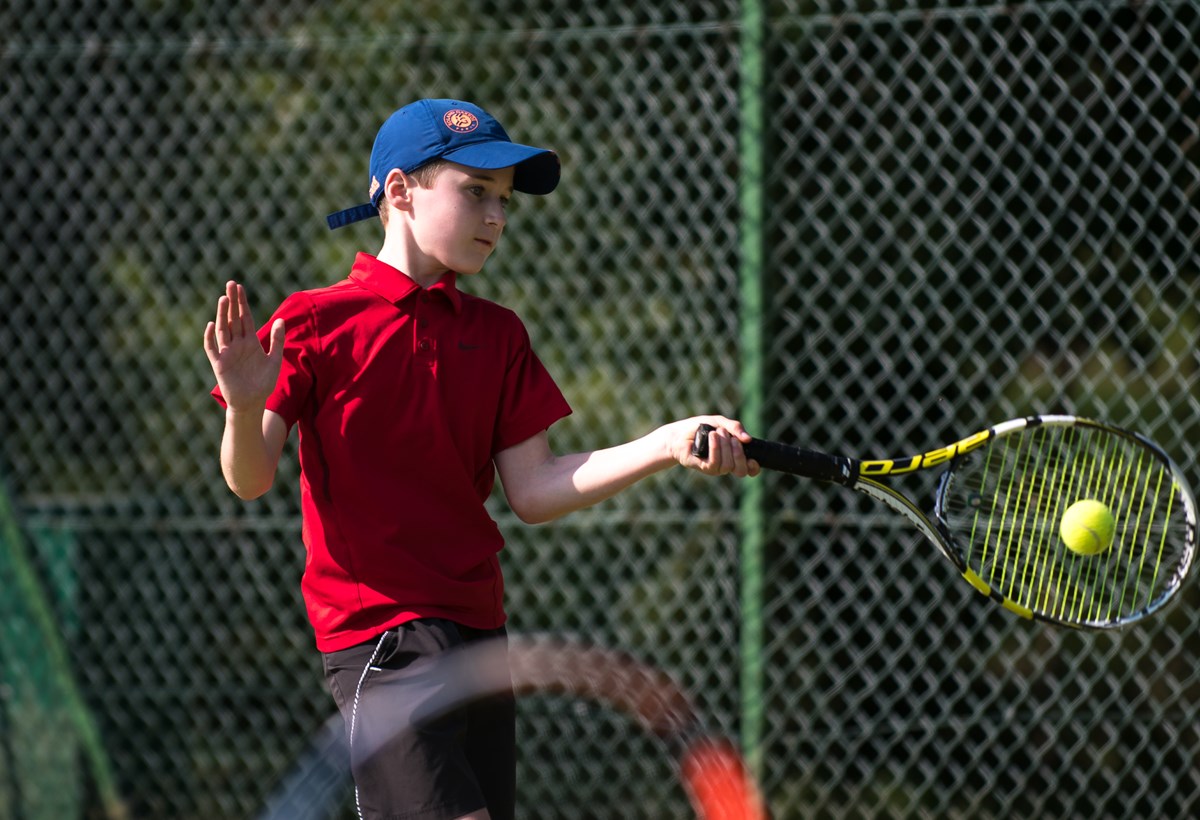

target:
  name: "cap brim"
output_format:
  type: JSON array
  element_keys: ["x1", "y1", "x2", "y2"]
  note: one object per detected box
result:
[{"x1": 442, "y1": 142, "x2": 560, "y2": 195}]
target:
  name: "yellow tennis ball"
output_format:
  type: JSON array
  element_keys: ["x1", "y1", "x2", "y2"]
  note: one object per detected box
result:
[{"x1": 1060, "y1": 499, "x2": 1116, "y2": 555}]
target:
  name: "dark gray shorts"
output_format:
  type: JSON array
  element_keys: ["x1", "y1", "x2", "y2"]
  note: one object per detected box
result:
[{"x1": 323, "y1": 619, "x2": 515, "y2": 820}]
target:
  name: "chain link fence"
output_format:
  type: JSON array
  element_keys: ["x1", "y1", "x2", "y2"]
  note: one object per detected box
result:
[{"x1": 2, "y1": 0, "x2": 1198, "y2": 817}]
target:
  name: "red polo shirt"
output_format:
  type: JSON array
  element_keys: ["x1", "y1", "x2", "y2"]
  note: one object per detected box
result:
[{"x1": 213, "y1": 253, "x2": 572, "y2": 651}]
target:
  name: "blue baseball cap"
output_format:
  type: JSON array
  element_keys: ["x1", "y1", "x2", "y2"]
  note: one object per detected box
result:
[{"x1": 326, "y1": 99, "x2": 560, "y2": 229}]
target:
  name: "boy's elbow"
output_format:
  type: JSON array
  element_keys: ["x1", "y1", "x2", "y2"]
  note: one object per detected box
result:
[
  {"x1": 506, "y1": 494, "x2": 560, "y2": 526},
  {"x1": 232, "y1": 484, "x2": 270, "y2": 501},
  {"x1": 509, "y1": 501, "x2": 549, "y2": 525},
  {"x1": 224, "y1": 472, "x2": 274, "y2": 501}
]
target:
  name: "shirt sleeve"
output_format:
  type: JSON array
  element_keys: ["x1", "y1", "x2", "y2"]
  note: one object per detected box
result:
[
  {"x1": 209, "y1": 292, "x2": 318, "y2": 429},
  {"x1": 492, "y1": 317, "x2": 572, "y2": 454}
]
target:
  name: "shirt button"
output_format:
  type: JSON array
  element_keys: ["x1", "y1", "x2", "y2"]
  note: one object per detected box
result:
[{"x1": 417, "y1": 339, "x2": 431, "y2": 352}]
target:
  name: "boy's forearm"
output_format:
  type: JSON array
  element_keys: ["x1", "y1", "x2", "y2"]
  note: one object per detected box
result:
[
  {"x1": 510, "y1": 431, "x2": 674, "y2": 524},
  {"x1": 499, "y1": 416, "x2": 754, "y2": 524},
  {"x1": 220, "y1": 405, "x2": 277, "y2": 499}
]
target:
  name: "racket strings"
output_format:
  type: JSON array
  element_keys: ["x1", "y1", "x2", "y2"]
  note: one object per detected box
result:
[
  {"x1": 944, "y1": 424, "x2": 1192, "y2": 626},
  {"x1": 1053, "y1": 432, "x2": 1173, "y2": 622},
  {"x1": 1078, "y1": 430, "x2": 1135, "y2": 622}
]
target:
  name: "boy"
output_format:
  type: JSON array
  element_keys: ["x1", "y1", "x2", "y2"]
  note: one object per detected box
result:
[{"x1": 204, "y1": 98, "x2": 757, "y2": 820}]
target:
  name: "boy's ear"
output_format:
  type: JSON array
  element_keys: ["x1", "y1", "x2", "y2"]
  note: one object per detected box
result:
[{"x1": 382, "y1": 168, "x2": 416, "y2": 214}]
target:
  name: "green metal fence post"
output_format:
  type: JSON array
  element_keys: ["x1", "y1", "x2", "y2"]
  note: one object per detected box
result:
[{"x1": 738, "y1": 0, "x2": 766, "y2": 783}]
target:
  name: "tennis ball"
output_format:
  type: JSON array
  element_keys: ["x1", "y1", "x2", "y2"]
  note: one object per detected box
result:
[{"x1": 1060, "y1": 499, "x2": 1116, "y2": 555}]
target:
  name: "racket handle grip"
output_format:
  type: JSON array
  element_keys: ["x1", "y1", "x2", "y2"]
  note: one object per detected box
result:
[{"x1": 691, "y1": 424, "x2": 856, "y2": 485}]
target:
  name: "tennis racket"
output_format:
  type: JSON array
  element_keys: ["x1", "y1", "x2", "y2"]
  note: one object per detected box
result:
[{"x1": 694, "y1": 414, "x2": 1196, "y2": 629}]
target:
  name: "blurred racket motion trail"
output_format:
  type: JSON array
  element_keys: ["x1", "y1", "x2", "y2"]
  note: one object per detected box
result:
[{"x1": 258, "y1": 634, "x2": 764, "y2": 820}]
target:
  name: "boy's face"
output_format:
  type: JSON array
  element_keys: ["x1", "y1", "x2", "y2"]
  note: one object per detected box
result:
[{"x1": 405, "y1": 161, "x2": 514, "y2": 275}]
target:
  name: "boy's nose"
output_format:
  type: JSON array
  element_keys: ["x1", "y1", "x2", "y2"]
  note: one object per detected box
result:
[{"x1": 486, "y1": 204, "x2": 507, "y2": 227}]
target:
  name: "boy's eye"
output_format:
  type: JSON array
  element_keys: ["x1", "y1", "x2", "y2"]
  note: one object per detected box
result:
[{"x1": 464, "y1": 184, "x2": 510, "y2": 208}]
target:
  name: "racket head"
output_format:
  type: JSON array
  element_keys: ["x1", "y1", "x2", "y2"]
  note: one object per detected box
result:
[{"x1": 934, "y1": 416, "x2": 1197, "y2": 629}]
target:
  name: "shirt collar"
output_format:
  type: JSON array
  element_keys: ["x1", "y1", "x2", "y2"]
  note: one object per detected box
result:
[{"x1": 349, "y1": 252, "x2": 463, "y2": 314}]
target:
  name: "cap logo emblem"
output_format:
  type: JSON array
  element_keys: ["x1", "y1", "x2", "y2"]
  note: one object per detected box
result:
[
  {"x1": 443, "y1": 109, "x2": 479, "y2": 133},
  {"x1": 368, "y1": 176, "x2": 381, "y2": 198}
]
